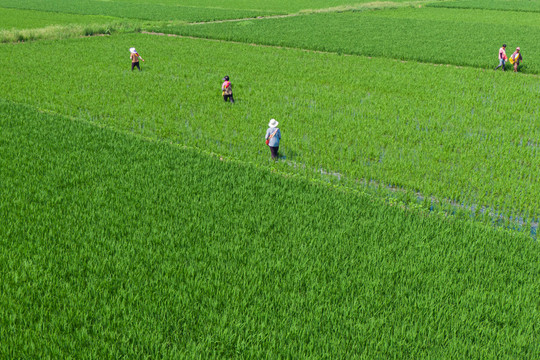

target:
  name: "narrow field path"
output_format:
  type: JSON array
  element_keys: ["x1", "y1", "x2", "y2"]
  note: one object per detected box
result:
[{"x1": 187, "y1": 1, "x2": 433, "y2": 25}]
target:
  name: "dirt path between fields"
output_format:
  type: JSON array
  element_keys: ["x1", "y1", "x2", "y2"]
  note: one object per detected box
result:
[{"x1": 187, "y1": 1, "x2": 431, "y2": 25}]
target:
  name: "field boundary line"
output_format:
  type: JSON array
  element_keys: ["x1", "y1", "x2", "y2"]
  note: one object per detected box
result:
[
  {"x1": 187, "y1": 1, "x2": 433, "y2": 25},
  {"x1": 5, "y1": 98, "x2": 534, "y2": 239}
]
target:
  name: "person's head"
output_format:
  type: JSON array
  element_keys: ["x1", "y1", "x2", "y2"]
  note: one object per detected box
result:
[
  {"x1": 502, "y1": 44, "x2": 506, "y2": 48},
  {"x1": 516, "y1": 47, "x2": 520, "y2": 52},
  {"x1": 223, "y1": 76, "x2": 229, "y2": 81},
  {"x1": 268, "y1": 119, "x2": 279, "y2": 128},
  {"x1": 129, "y1": 47, "x2": 136, "y2": 54}
]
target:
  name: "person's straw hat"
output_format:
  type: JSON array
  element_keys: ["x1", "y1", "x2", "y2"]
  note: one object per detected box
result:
[
  {"x1": 516, "y1": 47, "x2": 520, "y2": 51},
  {"x1": 268, "y1": 119, "x2": 279, "y2": 127},
  {"x1": 129, "y1": 47, "x2": 136, "y2": 53}
]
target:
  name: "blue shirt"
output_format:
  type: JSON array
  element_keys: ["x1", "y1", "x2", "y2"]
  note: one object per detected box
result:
[{"x1": 266, "y1": 127, "x2": 281, "y2": 147}]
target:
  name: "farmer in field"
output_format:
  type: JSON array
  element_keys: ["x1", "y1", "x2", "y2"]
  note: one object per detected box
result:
[
  {"x1": 265, "y1": 119, "x2": 281, "y2": 160},
  {"x1": 130, "y1": 47, "x2": 144, "y2": 71},
  {"x1": 222, "y1": 75, "x2": 234, "y2": 103},
  {"x1": 509, "y1": 47, "x2": 523, "y2": 72},
  {"x1": 494, "y1": 44, "x2": 507, "y2": 71}
]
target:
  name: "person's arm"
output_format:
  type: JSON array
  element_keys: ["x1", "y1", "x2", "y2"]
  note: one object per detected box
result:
[{"x1": 138, "y1": 53, "x2": 145, "y2": 61}]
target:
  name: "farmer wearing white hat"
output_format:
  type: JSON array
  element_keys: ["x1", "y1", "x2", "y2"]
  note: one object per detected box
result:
[
  {"x1": 130, "y1": 47, "x2": 144, "y2": 71},
  {"x1": 509, "y1": 47, "x2": 522, "y2": 72},
  {"x1": 265, "y1": 119, "x2": 281, "y2": 160}
]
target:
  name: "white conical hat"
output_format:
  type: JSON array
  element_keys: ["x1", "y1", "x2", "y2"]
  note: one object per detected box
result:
[{"x1": 268, "y1": 119, "x2": 279, "y2": 127}]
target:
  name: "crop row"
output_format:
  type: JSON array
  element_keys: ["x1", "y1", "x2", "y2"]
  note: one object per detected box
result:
[
  {"x1": 1, "y1": 34, "x2": 539, "y2": 221},
  {"x1": 0, "y1": 0, "x2": 275, "y2": 21},
  {"x1": 125, "y1": 0, "x2": 424, "y2": 12},
  {"x1": 157, "y1": 7, "x2": 540, "y2": 73},
  {"x1": 0, "y1": 0, "x2": 423, "y2": 16},
  {"x1": 2, "y1": 99, "x2": 539, "y2": 358},
  {"x1": 431, "y1": 0, "x2": 540, "y2": 12},
  {"x1": 0, "y1": 8, "x2": 118, "y2": 31},
  {"x1": 0, "y1": 8, "x2": 141, "y2": 43}
]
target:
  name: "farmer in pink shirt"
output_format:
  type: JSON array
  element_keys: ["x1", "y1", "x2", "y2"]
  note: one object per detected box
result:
[
  {"x1": 221, "y1": 75, "x2": 234, "y2": 103},
  {"x1": 494, "y1": 44, "x2": 507, "y2": 71}
]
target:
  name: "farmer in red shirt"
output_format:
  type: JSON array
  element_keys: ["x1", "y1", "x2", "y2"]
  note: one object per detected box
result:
[{"x1": 222, "y1": 76, "x2": 234, "y2": 103}]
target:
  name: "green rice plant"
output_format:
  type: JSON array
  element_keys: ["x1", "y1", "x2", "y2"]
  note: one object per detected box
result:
[
  {"x1": 0, "y1": 0, "x2": 277, "y2": 21},
  {"x1": 0, "y1": 22, "x2": 140, "y2": 43},
  {"x1": 0, "y1": 0, "x2": 432, "y2": 15},
  {"x1": 0, "y1": 33, "x2": 539, "y2": 222},
  {"x1": 1, "y1": 100, "x2": 540, "y2": 358},
  {"x1": 154, "y1": 7, "x2": 540, "y2": 73},
  {"x1": 0, "y1": 8, "x2": 119, "y2": 30},
  {"x1": 430, "y1": 0, "x2": 540, "y2": 13}
]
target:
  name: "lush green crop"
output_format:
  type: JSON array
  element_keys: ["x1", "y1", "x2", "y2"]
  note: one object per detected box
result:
[
  {"x1": 2, "y1": 100, "x2": 539, "y2": 358},
  {"x1": 0, "y1": 8, "x2": 118, "y2": 30},
  {"x1": 431, "y1": 0, "x2": 540, "y2": 12},
  {"x1": 157, "y1": 7, "x2": 540, "y2": 73},
  {"x1": 0, "y1": 8, "x2": 140, "y2": 43},
  {"x1": 0, "y1": 0, "x2": 431, "y2": 15},
  {"x1": 366, "y1": 4, "x2": 540, "y2": 25},
  {"x1": 0, "y1": 0, "x2": 276, "y2": 21},
  {"x1": 1, "y1": 33, "x2": 539, "y2": 223},
  {"x1": 121, "y1": 0, "x2": 432, "y2": 12},
  {"x1": 2, "y1": 3, "x2": 540, "y2": 357}
]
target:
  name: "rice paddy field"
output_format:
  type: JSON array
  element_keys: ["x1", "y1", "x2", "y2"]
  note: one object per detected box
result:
[
  {"x1": 0, "y1": 8, "x2": 118, "y2": 31},
  {"x1": 1, "y1": 0, "x2": 540, "y2": 358}
]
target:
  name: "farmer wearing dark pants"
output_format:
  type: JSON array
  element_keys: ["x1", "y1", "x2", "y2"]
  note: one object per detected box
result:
[
  {"x1": 130, "y1": 47, "x2": 144, "y2": 71},
  {"x1": 265, "y1": 119, "x2": 281, "y2": 160},
  {"x1": 494, "y1": 44, "x2": 507, "y2": 71},
  {"x1": 222, "y1": 76, "x2": 234, "y2": 103}
]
